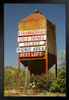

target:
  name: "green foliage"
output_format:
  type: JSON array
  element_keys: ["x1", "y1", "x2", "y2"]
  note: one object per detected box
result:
[
  {"x1": 4, "y1": 51, "x2": 66, "y2": 93},
  {"x1": 4, "y1": 66, "x2": 18, "y2": 89},
  {"x1": 58, "y1": 69, "x2": 66, "y2": 79},
  {"x1": 50, "y1": 70, "x2": 66, "y2": 93},
  {"x1": 30, "y1": 74, "x2": 52, "y2": 91},
  {"x1": 58, "y1": 51, "x2": 66, "y2": 69},
  {"x1": 49, "y1": 50, "x2": 66, "y2": 93},
  {"x1": 4, "y1": 66, "x2": 30, "y2": 90},
  {"x1": 49, "y1": 68, "x2": 55, "y2": 80}
]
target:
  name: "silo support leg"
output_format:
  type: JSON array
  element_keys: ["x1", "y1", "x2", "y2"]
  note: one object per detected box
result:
[
  {"x1": 46, "y1": 53, "x2": 48, "y2": 75},
  {"x1": 46, "y1": 61, "x2": 48, "y2": 75},
  {"x1": 18, "y1": 59, "x2": 20, "y2": 92}
]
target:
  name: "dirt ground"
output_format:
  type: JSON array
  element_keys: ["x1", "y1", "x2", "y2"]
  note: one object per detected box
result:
[{"x1": 4, "y1": 90, "x2": 66, "y2": 96}]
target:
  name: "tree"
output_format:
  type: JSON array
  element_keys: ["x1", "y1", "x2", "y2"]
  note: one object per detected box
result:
[
  {"x1": 4, "y1": 66, "x2": 18, "y2": 90},
  {"x1": 58, "y1": 50, "x2": 66, "y2": 69},
  {"x1": 49, "y1": 51, "x2": 66, "y2": 93}
]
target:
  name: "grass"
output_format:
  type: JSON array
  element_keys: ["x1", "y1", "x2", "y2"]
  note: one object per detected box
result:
[{"x1": 4, "y1": 89, "x2": 66, "y2": 96}]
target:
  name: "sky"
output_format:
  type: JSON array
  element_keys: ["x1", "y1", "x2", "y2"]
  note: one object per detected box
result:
[{"x1": 4, "y1": 4, "x2": 66, "y2": 68}]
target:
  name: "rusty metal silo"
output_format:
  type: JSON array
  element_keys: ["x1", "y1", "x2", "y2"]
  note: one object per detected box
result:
[{"x1": 17, "y1": 10, "x2": 57, "y2": 91}]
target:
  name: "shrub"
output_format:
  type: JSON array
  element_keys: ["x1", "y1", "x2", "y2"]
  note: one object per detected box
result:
[
  {"x1": 4, "y1": 66, "x2": 30, "y2": 90},
  {"x1": 30, "y1": 74, "x2": 52, "y2": 91},
  {"x1": 50, "y1": 70, "x2": 66, "y2": 93},
  {"x1": 58, "y1": 70, "x2": 66, "y2": 79}
]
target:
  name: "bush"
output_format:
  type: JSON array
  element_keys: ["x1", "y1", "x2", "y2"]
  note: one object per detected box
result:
[
  {"x1": 30, "y1": 74, "x2": 52, "y2": 91},
  {"x1": 50, "y1": 70, "x2": 66, "y2": 93}
]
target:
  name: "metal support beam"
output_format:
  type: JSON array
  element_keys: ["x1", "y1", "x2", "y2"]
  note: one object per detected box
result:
[{"x1": 46, "y1": 53, "x2": 48, "y2": 75}]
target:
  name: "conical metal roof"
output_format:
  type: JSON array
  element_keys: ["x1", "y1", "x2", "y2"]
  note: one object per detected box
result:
[{"x1": 19, "y1": 10, "x2": 46, "y2": 22}]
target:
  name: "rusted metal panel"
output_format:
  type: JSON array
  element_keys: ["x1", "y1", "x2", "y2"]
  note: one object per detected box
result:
[
  {"x1": 48, "y1": 53, "x2": 56, "y2": 63},
  {"x1": 20, "y1": 55, "x2": 46, "y2": 61},
  {"x1": 20, "y1": 53, "x2": 56, "y2": 75},
  {"x1": 18, "y1": 19, "x2": 46, "y2": 31},
  {"x1": 21, "y1": 59, "x2": 46, "y2": 75},
  {"x1": 48, "y1": 53, "x2": 57, "y2": 69},
  {"x1": 19, "y1": 52, "x2": 44, "y2": 58},
  {"x1": 47, "y1": 19, "x2": 56, "y2": 56}
]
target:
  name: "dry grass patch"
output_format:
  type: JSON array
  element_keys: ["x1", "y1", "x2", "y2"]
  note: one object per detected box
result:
[{"x1": 4, "y1": 90, "x2": 66, "y2": 96}]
